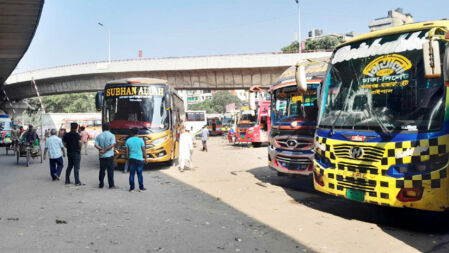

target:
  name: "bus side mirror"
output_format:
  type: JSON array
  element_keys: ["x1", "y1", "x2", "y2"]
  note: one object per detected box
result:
[
  {"x1": 295, "y1": 64, "x2": 307, "y2": 91},
  {"x1": 423, "y1": 40, "x2": 442, "y2": 79},
  {"x1": 165, "y1": 94, "x2": 171, "y2": 110},
  {"x1": 95, "y1": 91, "x2": 103, "y2": 111}
]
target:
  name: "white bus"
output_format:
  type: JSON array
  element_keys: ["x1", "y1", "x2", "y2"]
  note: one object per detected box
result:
[{"x1": 185, "y1": 111, "x2": 206, "y2": 136}]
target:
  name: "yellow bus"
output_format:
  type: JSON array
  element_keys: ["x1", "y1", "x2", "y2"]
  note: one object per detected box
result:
[
  {"x1": 96, "y1": 78, "x2": 185, "y2": 166},
  {"x1": 311, "y1": 20, "x2": 449, "y2": 211}
]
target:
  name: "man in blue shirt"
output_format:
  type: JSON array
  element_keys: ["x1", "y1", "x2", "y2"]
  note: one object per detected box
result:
[
  {"x1": 43, "y1": 129, "x2": 66, "y2": 181},
  {"x1": 95, "y1": 122, "x2": 117, "y2": 189},
  {"x1": 125, "y1": 127, "x2": 147, "y2": 192}
]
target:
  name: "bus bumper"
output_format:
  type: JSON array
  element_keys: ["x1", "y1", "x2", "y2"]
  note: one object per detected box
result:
[
  {"x1": 313, "y1": 161, "x2": 449, "y2": 212},
  {"x1": 268, "y1": 146, "x2": 313, "y2": 175}
]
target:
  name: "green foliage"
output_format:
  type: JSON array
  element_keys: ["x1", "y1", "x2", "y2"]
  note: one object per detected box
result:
[
  {"x1": 281, "y1": 36, "x2": 344, "y2": 52},
  {"x1": 188, "y1": 99, "x2": 215, "y2": 113},
  {"x1": 26, "y1": 92, "x2": 96, "y2": 113},
  {"x1": 305, "y1": 36, "x2": 343, "y2": 50},
  {"x1": 187, "y1": 91, "x2": 242, "y2": 113},
  {"x1": 211, "y1": 91, "x2": 242, "y2": 113},
  {"x1": 281, "y1": 41, "x2": 299, "y2": 52}
]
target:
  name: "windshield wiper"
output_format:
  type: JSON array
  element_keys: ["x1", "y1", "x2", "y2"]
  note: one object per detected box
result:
[{"x1": 365, "y1": 99, "x2": 393, "y2": 136}]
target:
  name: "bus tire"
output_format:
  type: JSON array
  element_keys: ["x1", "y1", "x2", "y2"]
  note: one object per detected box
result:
[
  {"x1": 277, "y1": 171, "x2": 287, "y2": 177},
  {"x1": 253, "y1": 142, "x2": 262, "y2": 147}
]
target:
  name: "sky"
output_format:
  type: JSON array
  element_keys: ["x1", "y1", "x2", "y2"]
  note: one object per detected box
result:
[{"x1": 15, "y1": 0, "x2": 449, "y2": 72}]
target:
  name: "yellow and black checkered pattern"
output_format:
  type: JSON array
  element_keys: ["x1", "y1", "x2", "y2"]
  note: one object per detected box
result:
[{"x1": 313, "y1": 134, "x2": 449, "y2": 211}]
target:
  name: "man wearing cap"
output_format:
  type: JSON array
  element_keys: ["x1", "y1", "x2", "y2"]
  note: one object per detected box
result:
[{"x1": 63, "y1": 122, "x2": 84, "y2": 186}]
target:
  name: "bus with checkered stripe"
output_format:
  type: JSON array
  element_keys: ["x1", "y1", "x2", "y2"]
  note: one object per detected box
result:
[{"x1": 308, "y1": 20, "x2": 449, "y2": 211}]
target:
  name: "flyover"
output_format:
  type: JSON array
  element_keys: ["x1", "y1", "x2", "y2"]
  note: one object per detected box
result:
[
  {"x1": 4, "y1": 51, "x2": 331, "y2": 100},
  {"x1": 0, "y1": 0, "x2": 45, "y2": 112}
]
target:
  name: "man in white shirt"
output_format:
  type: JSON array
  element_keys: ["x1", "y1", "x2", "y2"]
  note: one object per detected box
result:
[
  {"x1": 43, "y1": 129, "x2": 66, "y2": 181},
  {"x1": 179, "y1": 127, "x2": 193, "y2": 172}
]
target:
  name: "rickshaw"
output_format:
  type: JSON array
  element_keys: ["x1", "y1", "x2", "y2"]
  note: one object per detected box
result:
[{"x1": 17, "y1": 138, "x2": 42, "y2": 167}]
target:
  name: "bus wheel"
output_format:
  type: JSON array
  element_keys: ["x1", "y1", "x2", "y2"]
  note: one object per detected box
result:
[
  {"x1": 253, "y1": 142, "x2": 262, "y2": 147},
  {"x1": 115, "y1": 163, "x2": 124, "y2": 171},
  {"x1": 277, "y1": 172, "x2": 287, "y2": 177}
]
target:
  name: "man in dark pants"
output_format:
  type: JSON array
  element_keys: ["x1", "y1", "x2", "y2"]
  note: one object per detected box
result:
[
  {"x1": 43, "y1": 129, "x2": 66, "y2": 180},
  {"x1": 125, "y1": 127, "x2": 147, "y2": 192},
  {"x1": 95, "y1": 122, "x2": 117, "y2": 189},
  {"x1": 63, "y1": 122, "x2": 84, "y2": 186}
]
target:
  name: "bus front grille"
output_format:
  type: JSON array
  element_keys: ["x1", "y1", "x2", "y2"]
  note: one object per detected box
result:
[{"x1": 333, "y1": 144, "x2": 385, "y2": 162}]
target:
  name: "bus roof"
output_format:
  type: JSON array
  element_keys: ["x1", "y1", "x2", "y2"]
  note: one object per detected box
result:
[
  {"x1": 106, "y1": 77, "x2": 168, "y2": 85},
  {"x1": 339, "y1": 20, "x2": 449, "y2": 48}
]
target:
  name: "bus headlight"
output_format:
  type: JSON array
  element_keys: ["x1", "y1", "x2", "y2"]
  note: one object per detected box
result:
[
  {"x1": 393, "y1": 154, "x2": 448, "y2": 174},
  {"x1": 152, "y1": 136, "x2": 168, "y2": 146}
]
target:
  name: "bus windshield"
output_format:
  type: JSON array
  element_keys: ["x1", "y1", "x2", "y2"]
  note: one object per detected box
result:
[
  {"x1": 104, "y1": 86, "x2": 169, "y2": 131},
  {"x1": 272, "y1": 84, "x2": 319, "y2": 125},
  {"x1": 319, "y1": 30, "x2": 446, "y2": 133},
  {"x1": 238, "y1": 110, "x2": 256, "y2": 127}
]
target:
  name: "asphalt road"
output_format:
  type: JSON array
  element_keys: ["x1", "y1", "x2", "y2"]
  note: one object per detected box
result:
[
  {"x1": 0, "y1": 144, "x2": 309, "y2": 253},
  {"x1": 2, "y1": 137, "x2": 449, "y2": 253}
]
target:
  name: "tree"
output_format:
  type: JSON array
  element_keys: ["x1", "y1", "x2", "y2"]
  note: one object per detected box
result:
[
  {"x1": 26, "y1": 92, "x2": 97, "y2": 113},
  {"x1": 281, "y1": 36, "x2": 344, "y2": 52},
  {"x1": 281, "y1": 41, "x2": 299, "y2": 52},
  {"x1": 188, "y1": 99, "x2": 216, "y2": 113},
  {"x1": 211, "y1": 91, "x2": 242, "y2": 113},
  {"x1": 187, "y1": 91, "x2": 242, "y2": 113},
  {"x1": 305, "y1": 36, "x2": 343, "y2": 50}
]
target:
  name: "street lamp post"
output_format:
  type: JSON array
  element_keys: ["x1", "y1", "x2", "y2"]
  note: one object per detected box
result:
[
  {"x1": 98, "y1": 22, "x2": 111, "y2": 63},
  {"x1": 295, "y1": 0, "x2": 301, "y2": 54}
]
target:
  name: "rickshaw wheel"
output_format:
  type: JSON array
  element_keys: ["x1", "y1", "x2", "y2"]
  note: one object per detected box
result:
[{"x1": 16, "y1": 150, "x2": 19, "y2": 165}]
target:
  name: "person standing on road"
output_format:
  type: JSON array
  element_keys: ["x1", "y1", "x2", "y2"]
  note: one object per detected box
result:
[
  {"x1": 44, "y1": 129, "x2": 50, "y2": 142},
  {"x1": 125, "y1": 127, "x2": 147, "y2": 192},
  {"x1": 11, "y1": 125, "x2": 20, "y2": 150},
  {"x1": 190, "y1": 126, "x2": 196, "y2": 148},
  {"x1": 95, "y1": 122, "x2": 117, "y2": 189},
  {"x1": 179, "y1": 127, "x2": 193, "y2": 172},
  {"x1": 201, "y1": 125, "x2": 209, "y2": 152},
  {"x1": 80, "y1": 126, "x2": 89, "y2": 155},
  {"x1": 43, "y1": 129, "x2": 66, "y2": 181},
  {"x1": 63, "y1": 123, "x2": 84, "y2": 186}
]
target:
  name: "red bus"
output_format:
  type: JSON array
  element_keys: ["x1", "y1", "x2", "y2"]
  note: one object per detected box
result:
[{"x1": 236, "y1": 101, "x2": 271, "y2": 146}]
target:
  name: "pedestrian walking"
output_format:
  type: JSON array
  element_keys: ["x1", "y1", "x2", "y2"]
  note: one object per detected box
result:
[
  {"x1": 179, "y1": 127, "x2": 193, "y2": 172},
  {"x1": 125, "y1": 127, "x2": 147, "y2": 192},
  {"x1": 44, "y1": 129, "x2": 50, "y2": 142},
  {"x1": 190, "y1": 126, "x2": 196, "y2": 148},
  {"x1": 43, "y1": 129, "x2": 66, "y2": 181},
  {"x1": 95, "y1": 122, "x2": 117, "y2": 189},
  {"x1": 201, "y1": 125, "x2": 209, "y2": 152},
  {"x1": 62, "y1": 123, "x2": 84, "y2": 186},
  {"x1": 80, "y1": 126, "x2": 89, "y2": 155},
  {"x1": 11, "y1": 125, "x2": 20, "y2": 151}
]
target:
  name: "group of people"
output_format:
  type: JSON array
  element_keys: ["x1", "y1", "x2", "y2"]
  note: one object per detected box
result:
[
  {"x1": 39, "y1": 121, "x2": 212, "y2": 191},
  {"x1": 10, "y1": 124, "x2": 40, "y2": 153},
  {"x1": 42, "y1": 122, "x2": 148, "y2": 192},
  {"x1": 44, "y1": 126, "x2": 90, "y2": 155}
]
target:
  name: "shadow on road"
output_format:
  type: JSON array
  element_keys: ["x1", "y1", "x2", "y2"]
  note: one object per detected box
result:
[{"x1": 248, "y1": 166, "x2": 449, "y2": 253}]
